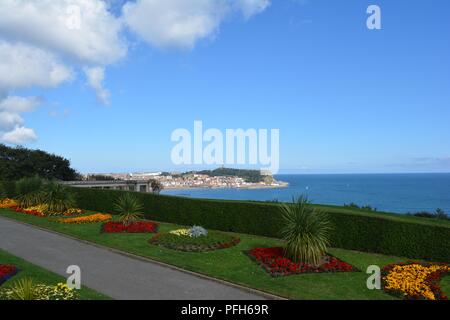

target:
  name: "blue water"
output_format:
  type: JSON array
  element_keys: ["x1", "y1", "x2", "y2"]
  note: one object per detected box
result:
[{"x1": 161, "y1": 173, "x2": 450, "y2": 214}]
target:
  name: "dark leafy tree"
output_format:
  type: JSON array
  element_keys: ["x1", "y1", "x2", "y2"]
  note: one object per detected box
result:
[
  {"x1": 150, "y1": 180, "x2": 164, "y2": 194},
  {"x1": 0, "y1": 144, "x2": 77, "y2": 181}
]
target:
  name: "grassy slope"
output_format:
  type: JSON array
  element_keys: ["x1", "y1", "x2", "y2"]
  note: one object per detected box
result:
[
  {"x1": 0, "y1": 248, "x2": 109, "y2": 300},
  {"x1": 3, "y1": 209, "x2": 442, "y2": 300}
]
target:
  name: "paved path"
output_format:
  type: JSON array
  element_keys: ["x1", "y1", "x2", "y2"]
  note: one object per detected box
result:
[{"x1": 0, "y1": 216, "x2": 267, "y2": 300}]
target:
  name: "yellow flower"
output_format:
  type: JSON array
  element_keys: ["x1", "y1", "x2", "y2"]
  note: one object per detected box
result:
[
  {"x1": 24, "y1": 204, "x2": 49, "y2": 214},
  {"x1": 56, "y1": 213, "x2": 112, "y2": 224},
  {"x1": 383, "y1": 263, "x2": 450, "y2": 300},
  {"x1": 0, "y1": 198, "x2": 18, "y2": 208},
  {"x1": 170, "y1": 228, "x2": 190, "y2": 236}
]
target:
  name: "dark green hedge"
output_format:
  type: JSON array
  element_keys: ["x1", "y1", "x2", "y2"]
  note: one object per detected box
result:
[
  {"x1": 71, "y1": 187, "x2": 450, "y2": 262},
  {"x1": 0, "y1": 181, "x2": 17, "y2": 198}
]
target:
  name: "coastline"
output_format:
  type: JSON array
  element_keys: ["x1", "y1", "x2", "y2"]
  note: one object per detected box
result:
[{"x1": 162, "y1": 181, "x2": 289, "y2": 191}]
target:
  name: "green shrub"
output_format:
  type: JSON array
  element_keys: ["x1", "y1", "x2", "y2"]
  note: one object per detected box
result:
[
  {"x1": 15, "y1": 176, "x2": 46, "y2": 207},
  {"x1": 280, "y1": 197, "x2": 332, "y2": 265},
  {"x1": 1, "y1": 278, "x2": 38, "y2": 300},
  {"x1": 0, "y1": 183, "x2": 6, "y2": 200},
  {"x1": 15, "y1": 176, "x2": 45, "y2": 196},
  {"x1": 69, "y1": 187, "x2": 450, "y2": 262},
  {"x1": 0, "y1": 181, "x2": 16, "y2": 198},
  {"x1": 42, "y1": 182, "x2": 76, "y2": 214},
  {"x1": 0, "y1": 278, "x2": 78, "y2": 300},
  {"x1": 114, "y1": 193, "x2": 143, "y2": 226}
]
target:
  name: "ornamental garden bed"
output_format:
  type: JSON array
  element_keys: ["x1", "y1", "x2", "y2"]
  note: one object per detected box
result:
[
  {"x1": 247, "y1": 247, "x2": 357, "y2": 277},
  {"x1": 382, "y1": 262, "x2": 450, "y2": 300},
  {"x1": 54, "y1": 213, "x2": 112, "y2": 224},
  {"x1": 149, "y1": 230, "x2": 240, "y2": 252},
  {"x1": 12, "y1": 205, "x2": 83, "y2": 218},
  {"x1": 101, "y1": 221, "x2": 159, "y2": 233},
  {"x1": 0, "y1": 265, "x2": 19, "y2": 286}
]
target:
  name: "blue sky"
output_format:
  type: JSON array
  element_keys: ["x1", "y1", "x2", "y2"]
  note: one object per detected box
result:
[{"x1": 1, "y1": 0, "x2": 449, "y2": 174}]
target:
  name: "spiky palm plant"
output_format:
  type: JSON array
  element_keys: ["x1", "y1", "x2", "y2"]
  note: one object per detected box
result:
[
  {"x1": 42, "y1": 182, "x2": 76, "y2": 215},
  {"x1": 7, "y1": 278, "x2": 38, "y2": 300},
  {"x1": 280, "y1": 196, "x2": 332, "y2": 266},
  {"x1": 18, "y1": 192, "x2": 46, "y2": 208},
  {"x1": 16, "y1": 176, "x2": 46, "y2": 208},
  {"x1": 114, "y1": 193, "x2": 144, "y2": 226}
]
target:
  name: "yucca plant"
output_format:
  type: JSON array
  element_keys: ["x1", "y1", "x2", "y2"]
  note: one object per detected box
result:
[
  {"x1": 280, "y1": 196, "x2": 333, "y2": 266},
  {"x1": 18, "y1": 192, "x2": 46, "y2": 208},
  {"x1": 114, "y1": 193, "x2": 144, "y2": 226},
  {"x1": 7, "y1": 278, "x2": 38, "y2": 300},
  {"x1": 42, "y1": 182, "x2": 76, "y2": 215},
  {"x1": 15, "y1": 176, "x2": 46, "y2": 207}
]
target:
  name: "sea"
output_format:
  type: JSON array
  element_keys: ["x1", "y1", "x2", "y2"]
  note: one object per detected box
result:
[{"x1": 160, "y1": 173, "x2": 450, "y2": 215}]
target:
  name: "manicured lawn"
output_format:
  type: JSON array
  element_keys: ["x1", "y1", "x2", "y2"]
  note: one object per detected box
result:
[
  {"x1": 0, "y1": 248, "x2": 110, "y2": 300},
  {"x1": 1, "y1": 208, "x2": 448, "y2": 300}
]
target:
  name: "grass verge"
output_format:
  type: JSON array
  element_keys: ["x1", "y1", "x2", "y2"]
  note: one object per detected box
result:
[{"x1": 0, "y1": 248, "x2": 110, "y2": 300}]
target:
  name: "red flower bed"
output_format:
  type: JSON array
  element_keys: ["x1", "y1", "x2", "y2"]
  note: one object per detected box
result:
[
  {"x1": 101, "y1": 221, "x2": 159, "y2": 233},
  {"x1": 248, "y1": 247, "x2": 356, "y2": 277},
  {"x1": 0, "y1": 264, "x2": 19, "y2": 285},
  {"x1": 12, "y1": 206, "x2": 45, "y2": 217}
]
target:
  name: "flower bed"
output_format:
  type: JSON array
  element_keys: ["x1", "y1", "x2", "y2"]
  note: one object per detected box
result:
[
  {"x1": 0, "y1": 265, "x2": 19, "y2": 286},
  {"x1": 55, "y1": 213, "x2": 112, "y2": 224},
  {"x1": 0, "y1": 282, "x2": 78, "y2": 300},
  {"x1": 382, "y1": 262, "x2": 450, "y2": 300},
  {"x1": 150, "y1": 231, "x2": 240, "y2": 252},
  {"x1": 101, "y1": 221, "x2": 159, "y2": 233},
  {"x1": 247, "y1": 247, "x2": 356, "y2": 277},
  {"x1": 12, "y1": 205, "x2": 83, "y2": 217},
  {"x1": 0, "y1": 199, "x2": 18, "y2": 209},
  {"x1": 13, "y1": 206, "x2": 46, "y2": 217}
]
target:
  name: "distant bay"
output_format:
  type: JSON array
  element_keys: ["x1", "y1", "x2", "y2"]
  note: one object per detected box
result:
[{"x1": 160, "y1": 173, "x2": 450, "y2": 214}]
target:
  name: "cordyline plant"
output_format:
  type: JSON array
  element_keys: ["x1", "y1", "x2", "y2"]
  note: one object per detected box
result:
[
  {"x1": 2, "y1": 278, "x2": 38, "y2": 300},
  {"x1": 280, "y1": 196, "x2": 333, "y2": 266},
  {"x1": 114, "y1": 193, "x2": 144, "y2": 226},
  {"x1": 42, "y1": 182, "x2": 76, "y2": 215}
]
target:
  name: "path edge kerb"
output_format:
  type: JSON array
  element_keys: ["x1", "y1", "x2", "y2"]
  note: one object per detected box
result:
[{"x1": 0, "y1": 215, "x2": 285, "y2": 300}]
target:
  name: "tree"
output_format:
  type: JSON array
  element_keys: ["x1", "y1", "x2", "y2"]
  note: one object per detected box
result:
[
  {"x1": 0, "y1": 144, "x2": 78, "y2": 181},
  {"x1": 150, "y1": 180, "x2": 164, "y2": 194}
]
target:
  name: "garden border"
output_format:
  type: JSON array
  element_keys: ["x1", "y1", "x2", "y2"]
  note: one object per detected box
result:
[{"x1": 0, "y1": 215, "x2": 284, "y2": 300}]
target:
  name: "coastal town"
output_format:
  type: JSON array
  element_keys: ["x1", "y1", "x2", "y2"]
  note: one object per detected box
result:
[{"x1": 82, "y1": 170, "x2": 288, "y2": 190}]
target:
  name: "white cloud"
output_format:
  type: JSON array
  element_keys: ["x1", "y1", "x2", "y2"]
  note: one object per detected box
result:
[
  {"x1": 235, "y1": 0, "x2": 271, "y2": 18},
  {"x1": 0, "y1": 0, "x2": 126, "y2": 143},
  {"x1": 123, "y1": 0, "x2": 270, "y2": 49},
  {"x1": 84, "y1": 67, "x2": 110, "y2": 105},
  {"x1": 0, "y1": 0, "x2": 127, "y2": 65},
  {"x1": 0, "y1": 0, "x2": 271, "y2": 144},
  {"x1": 0, "y1": 111, "x2": 24, "y2": 132},
  {"x1": 1, "y1": 126, "x2": 38, "y2": 144},
  {"x1": 0, "y1": 95, "x2": 43, "y2": 145},
  {"x1": 0, "y1": 41, "x2": 73, "y2": 91},
  {"x1": 123, "y1": 0, "x2": 229, "y2": 49},
  {"x1": 0, "y1": 96, "x2": 43, "y2": 113}
]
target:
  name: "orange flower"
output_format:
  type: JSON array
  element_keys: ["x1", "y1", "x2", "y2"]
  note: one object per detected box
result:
[{"x1": 56, "y1": 213, "x2": 112, "y2": 224}]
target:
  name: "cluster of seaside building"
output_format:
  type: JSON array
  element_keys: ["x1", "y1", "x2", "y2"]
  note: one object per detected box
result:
[{"x1": 81, "y1": 172, "x2": 288, "y2": 190}]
